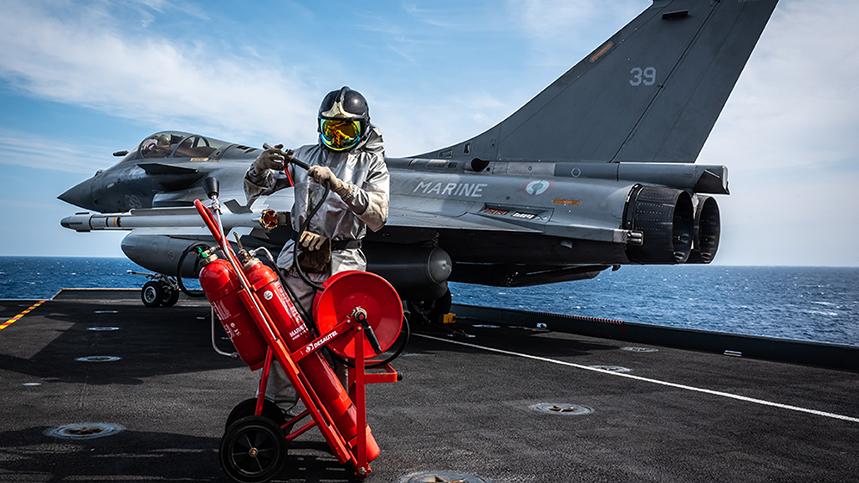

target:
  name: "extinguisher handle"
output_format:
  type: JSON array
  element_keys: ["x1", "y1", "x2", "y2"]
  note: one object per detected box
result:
[
  {"x1": 194, "y1": 199, "x2": 223, "y2": 244},
  {"x1": 362, "y1": 322, "x2": 384, "y2": 354},
  {"x1": 353, "y1": 307, "x2": 383, "y2": 354}
]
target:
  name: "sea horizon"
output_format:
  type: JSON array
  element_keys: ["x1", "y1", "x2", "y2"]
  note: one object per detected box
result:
[
  {"x1": 1, "y1": 257, "x2": 857, "y2": 348},
  {"x1": 1, "y1": 254, "x2": 857, "y2": 269}
]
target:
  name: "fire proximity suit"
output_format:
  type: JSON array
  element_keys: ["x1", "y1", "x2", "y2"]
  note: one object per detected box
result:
[{"x1": 243, "y1": 87, "x2": 389, "y2": 407}]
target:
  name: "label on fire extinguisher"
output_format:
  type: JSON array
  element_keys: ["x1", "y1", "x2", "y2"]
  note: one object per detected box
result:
[
  {"x1": 212, "y1": 300, "x2": 231, "y2": 320},
  {"x1": 276, "y1": 284, "x2": 304, "y2": 322},
  {"x1": 263, "y1": 290, "x2": 273, "y2": 300}
]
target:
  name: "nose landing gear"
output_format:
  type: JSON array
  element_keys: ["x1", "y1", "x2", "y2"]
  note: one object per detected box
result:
[{"x1": 131, "y1": 270, "x2": 180, "y2": 308}]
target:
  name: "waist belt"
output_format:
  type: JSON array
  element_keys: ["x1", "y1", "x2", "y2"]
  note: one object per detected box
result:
[
  {"x1": 292, "y1": 234, "x2": 361, "y2": 251},
  {"x1": 332, "y1": 239, "x2": 362, "y2": 250}
]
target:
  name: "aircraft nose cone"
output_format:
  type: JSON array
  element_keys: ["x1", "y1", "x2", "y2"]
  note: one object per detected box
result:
[{"x1": 58, "y1": 177, "x2": 96, "y2": 210}]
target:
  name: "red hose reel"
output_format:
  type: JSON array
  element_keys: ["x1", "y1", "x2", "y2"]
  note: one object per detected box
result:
[{"x1": 314, "y1": 270, "x2": 404, "y2": 359}]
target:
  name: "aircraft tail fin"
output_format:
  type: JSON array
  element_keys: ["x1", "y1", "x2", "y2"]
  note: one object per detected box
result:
[{"x1": 419, "y1": 0, "x2": 778, "y2": 163}]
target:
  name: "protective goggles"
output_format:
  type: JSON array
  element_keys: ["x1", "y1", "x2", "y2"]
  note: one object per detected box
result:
[{"x1": 319, "y1": 118, "x2": 362, "y2": 151}]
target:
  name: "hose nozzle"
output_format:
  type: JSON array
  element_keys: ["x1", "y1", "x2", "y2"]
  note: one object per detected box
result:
[
  {"x1": 262, "y1": 143, "x2": 310, "y2": 171},
  {"x1": 203, "y1": 176, "x2": 220, "y2": 199}
]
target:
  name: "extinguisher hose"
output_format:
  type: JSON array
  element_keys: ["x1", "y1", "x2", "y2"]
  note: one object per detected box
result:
[
  {"x1": 262, "y1": 165, "x2": 408, "y2": 367},
  {"x1": 177, "y1": 243, "x2": 207, "y2": 297},
  {"x1": 292, "y1": 183, "x2": 331, "y2": 293}
]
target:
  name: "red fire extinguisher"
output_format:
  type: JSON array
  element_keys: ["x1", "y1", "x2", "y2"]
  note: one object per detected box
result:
[
  {"x1": 198, "y1": 250, "x2": 267, "y2": 370},
  {"x1": 242, "y1": 255, "x2": 381, "y2": 461}
]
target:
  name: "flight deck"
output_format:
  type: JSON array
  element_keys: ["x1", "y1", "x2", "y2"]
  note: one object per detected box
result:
[{"x1": 0, "y1": 289, "x2": 857, "y2": 481}]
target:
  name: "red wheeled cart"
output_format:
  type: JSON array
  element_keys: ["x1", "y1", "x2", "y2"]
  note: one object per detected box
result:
[{"x1": 192, "y1": 196, "x2": 403, "y2": 482}]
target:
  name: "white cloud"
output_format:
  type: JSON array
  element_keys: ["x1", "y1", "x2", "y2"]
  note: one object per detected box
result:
[
  {"x1": 0, "y1": 129, "x2": 115, "y2": 174},
  {"x1": 716, "y1": 169, "x2": 859, "y2": 266},
  {"x1": 0, "y1": 2, "x2": 318, "y2": 150},
  {"x1": 509, "y1": 0, "x2": 649, "y2": 65},
  {"x1": 370, "y1": 92, "x2": 514, "y2": 157},
  {"x1": 699, "y1": 0, "x2": 859, "y2": 171},
  {"x1": 698, "y1": 0, "x2": 859, "y2": 266},
  {"x1": 0, "y1": 2, "x2": 511, "y2": 164}
]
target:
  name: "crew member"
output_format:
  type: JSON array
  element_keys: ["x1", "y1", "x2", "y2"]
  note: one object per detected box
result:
[
  {"x1": 244, "y1": 86, "x2": 389, "y2": 407},
  {"x1": 142, "y1": 134, "x2": 172, "y2": 158}
]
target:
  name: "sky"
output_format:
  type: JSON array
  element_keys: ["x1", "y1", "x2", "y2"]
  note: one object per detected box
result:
[{"x1": 0, "y1": 0, "x2": 857, "y2": 266}]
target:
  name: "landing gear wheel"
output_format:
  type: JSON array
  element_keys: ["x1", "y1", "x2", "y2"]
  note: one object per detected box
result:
[
  {"x1": 407, "y1": 288, "x2": 452, "y2": 325},
  {"x1": 141, "y1": 281, "x2": 164, "y2": 308},
  {"x1": 220, "y1": 416, "x2": 286, "y2": 483},
  {"x1": 225, "y1": 398, "x2": 287, "y2": 432},
  {"x1": 161, "y1": 284, "x2": 180, "y2": 307}
]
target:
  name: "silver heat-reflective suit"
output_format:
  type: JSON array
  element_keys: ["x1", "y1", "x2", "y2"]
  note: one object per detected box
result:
[{"x1": 243, "y1": 126, "x2": 390, "y2": 405}]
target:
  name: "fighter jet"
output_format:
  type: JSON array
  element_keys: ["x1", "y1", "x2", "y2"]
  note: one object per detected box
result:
[{"x1": 59, "y1": 0, "x2": 778, "y2": 320}]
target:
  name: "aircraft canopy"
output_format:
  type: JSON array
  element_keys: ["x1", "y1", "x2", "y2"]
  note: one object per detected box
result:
[{"x1": 137, "y1": 131, "x2": 229, "y2": 159}]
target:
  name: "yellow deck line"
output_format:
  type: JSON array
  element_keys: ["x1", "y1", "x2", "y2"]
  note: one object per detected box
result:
[{"x1": 0, "y1": 300, "x2": 46, "y2": 331}]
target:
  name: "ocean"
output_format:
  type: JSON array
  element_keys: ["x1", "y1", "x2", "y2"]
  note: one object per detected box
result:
[{"x1": 1, "y1": 257, "x2": 857, "y2": 347}]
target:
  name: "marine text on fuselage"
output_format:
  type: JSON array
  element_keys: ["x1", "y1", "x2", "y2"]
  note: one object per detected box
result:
[{"x1": 413, "y1": 181, "x2": 488, "y2": 198}]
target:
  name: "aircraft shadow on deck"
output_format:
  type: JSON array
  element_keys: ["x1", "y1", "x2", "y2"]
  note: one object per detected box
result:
[{"x1": 0, "y1": 302, "x2": 242, "y2": 385}]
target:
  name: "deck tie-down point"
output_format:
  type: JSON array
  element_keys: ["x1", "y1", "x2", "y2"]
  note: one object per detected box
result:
[
  {"x1": 399, "y1": 470, "x2": 488, "y2": 482},
  {"x1": 530, "y1": 402, "x2": 594, "y2": 416},
  {"x1": 74, "y1": 355, "x2": 121, "y2": 362},
  {"x1": 45, "y1": 423, "x2": 125, "y2": 440}
]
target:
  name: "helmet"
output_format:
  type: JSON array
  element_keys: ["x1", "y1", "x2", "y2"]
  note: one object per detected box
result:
[{"x1": 318, "y1": 86, "x2": 369, "y2": 152}]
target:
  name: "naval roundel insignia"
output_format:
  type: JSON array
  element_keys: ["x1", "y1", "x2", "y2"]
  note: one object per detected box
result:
[{"x1": 526, "y1": 180, "x2": 550, "y2": 196}]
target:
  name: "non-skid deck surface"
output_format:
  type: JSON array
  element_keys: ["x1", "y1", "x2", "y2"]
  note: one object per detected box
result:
[{"x1": 0, "y1": 291, "x2": 856, "y2": 481}]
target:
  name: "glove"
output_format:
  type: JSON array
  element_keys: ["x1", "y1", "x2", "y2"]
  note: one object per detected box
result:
[
  {"x1": 299, "y1": 231, "x2": 328, "y2": 251},
  {"x1": 253, "y1": 144, "x2": 290, "y2": 172},
  {"x1": 307, "y1": 166, "x2": 339, "y2": 187},
  {"x1": 308, "y1": 165, "x2": 350, "y2": 198}
]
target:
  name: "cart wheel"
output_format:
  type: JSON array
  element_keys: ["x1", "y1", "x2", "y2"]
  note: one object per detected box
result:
[
  {"x1": 141, "y1": 281, "x2": 163, "y2": 308},
  {"x1": 220, "y1": 416, "x2": 286, "y2": 483},
  {"x1": 161, "y1": 285, "x2": 180, "y2": 307},
  {"x1": 225, "y1": 398, "x2": 286, "y2": 431}
]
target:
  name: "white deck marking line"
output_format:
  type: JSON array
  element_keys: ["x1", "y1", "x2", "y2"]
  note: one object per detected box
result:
[{"x1": 415, "y1": 333, "x2": 859, "y2": 424}]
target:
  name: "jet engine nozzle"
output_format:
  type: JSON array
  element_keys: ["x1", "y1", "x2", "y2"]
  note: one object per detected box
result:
[
  {"x1": 686, "y1": 196, "x2": 721, "y2": 264},
  {"x1": 624, "y1": 186, "x2": 694, "y2": 264}
]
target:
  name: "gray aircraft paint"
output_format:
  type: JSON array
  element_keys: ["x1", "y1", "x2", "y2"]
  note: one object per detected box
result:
[
  {"x1": 58, "y1": 0, "x2": 778, "y2": 292},
  {"x1": 420, "y1": 0, "x2": 778, "y2": 164}
]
